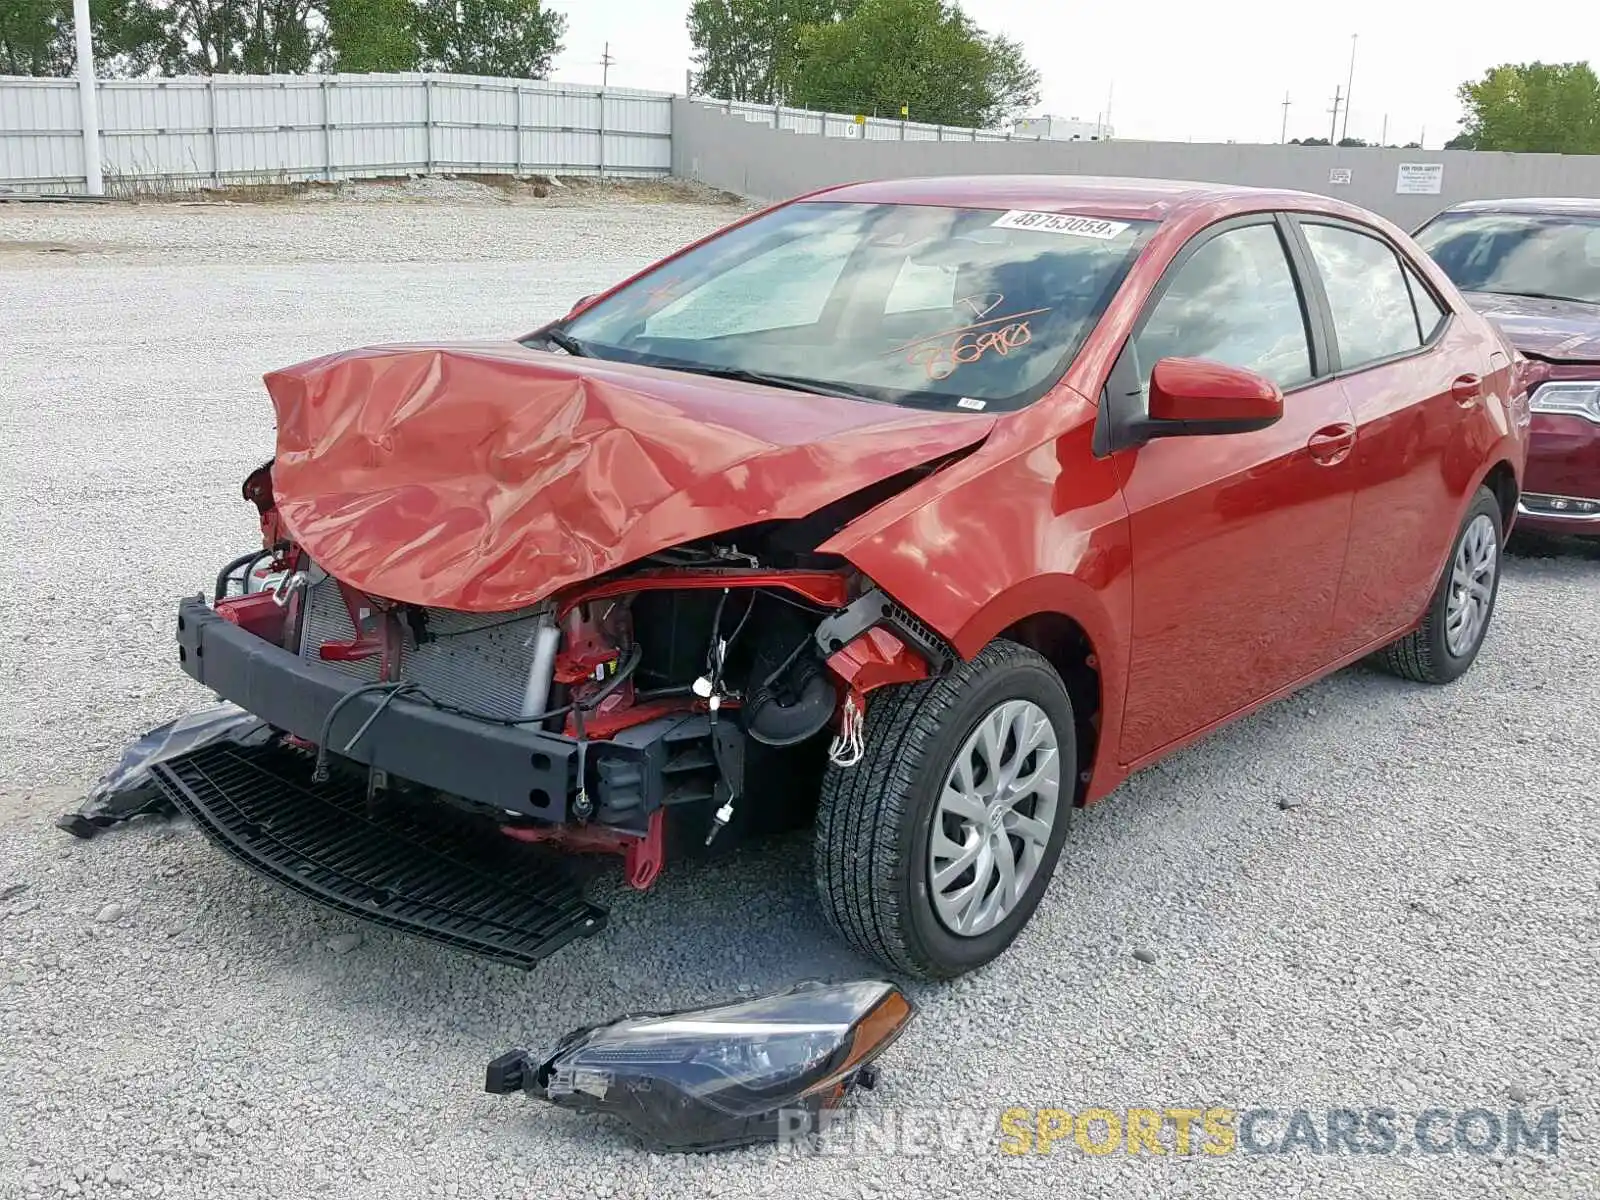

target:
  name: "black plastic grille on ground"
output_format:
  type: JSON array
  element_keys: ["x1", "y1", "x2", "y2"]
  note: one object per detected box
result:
[{"x1": 149, "y1": 742, "x2": 607, "y2": 968}]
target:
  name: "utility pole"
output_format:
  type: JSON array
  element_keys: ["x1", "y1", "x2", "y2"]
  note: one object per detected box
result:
[
  {"x1": 1341, "y1": 34, "x2": 1357, "y2": 143},
  {"x1": 1103, "y1": 80, "x2": 1114, "y2": 138},
  {"x1": 1328, "y1": 85, "x2": 1342, "y2": 145},
  {"x1": 1280, "y1": 91, "x2": 1291, "y2": 142},
  {"x1": 600, "y1": 42, "x2": 614, "y2": 90},
  {"x1": 71, "y1": 0, "x2": 102, "y2": 196},
  {"x1": 1380, "y1": 113, "x2": 1388, "y2": 146}
]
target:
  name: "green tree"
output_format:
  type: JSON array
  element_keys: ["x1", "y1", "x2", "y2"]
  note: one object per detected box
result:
[
  {"x1": 1456, "y1": 61, "x2": 1600, "y2": 153},
  {"x1": 152, "y1": 0, "x2": 325, "y2": 73},
  {"x1": 0, "y1": 0, "x2": 162, "y2": 77},
  {"x1": 980, "y1": 31, "x2": 1040, "y2": 125},
  {"x1": 415, "y1": 0, "x2": 565, "y2": 78},
  {"x1": 687, "y1": 0, "x2": 854, "y2": 103},
  {"x1": 326, "y1": 0, "x2": 418, "y2": 71},
  {"x1": 787, "y1": 0, "x2": 1038, "y2": 127},
  {"x1": 0, "y1": 0, "x2": 71, "y2": 74}
]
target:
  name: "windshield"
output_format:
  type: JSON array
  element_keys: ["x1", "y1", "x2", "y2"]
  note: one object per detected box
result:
[
  {"x1": 1414, "y1": 210, "x2": 1600, "y2": 307},
  {"x1": 550, "y1": 201, "x2": 1155, "y2": 411}
]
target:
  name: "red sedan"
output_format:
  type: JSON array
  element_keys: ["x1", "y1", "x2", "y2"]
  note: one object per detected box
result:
[
  {"x1": 1414, "y1": 198, "x2": 1600, "y2": 537},
  {"x1": 164, "y1": 177, "x2": 1527, "y2": 979}
]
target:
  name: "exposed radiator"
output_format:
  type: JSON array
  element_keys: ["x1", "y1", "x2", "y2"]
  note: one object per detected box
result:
[{"x1": 298, "y1": 574, "x2": 548, "y2": 721}]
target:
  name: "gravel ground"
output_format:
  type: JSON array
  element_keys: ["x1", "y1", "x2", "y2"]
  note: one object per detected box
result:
[{"x1": 2, "y1": 185, "x2": 1598, "y2": 1200}]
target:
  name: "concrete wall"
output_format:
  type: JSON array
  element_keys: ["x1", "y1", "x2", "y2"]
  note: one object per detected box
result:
[
  {"x1": 673, "y1": 99, "x2": 1600, "y2": 230},
  {"x1": 705, "y1": 95, "x2": 1014, "y2": 143}
]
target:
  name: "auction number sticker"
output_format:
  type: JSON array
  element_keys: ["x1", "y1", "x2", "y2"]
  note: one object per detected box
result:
[{"x1": 991, "y1": 210, "x2": 1130, "y2": 239}]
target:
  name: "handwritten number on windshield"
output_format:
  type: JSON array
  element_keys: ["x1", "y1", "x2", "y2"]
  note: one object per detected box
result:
[
  {"x1": 891, "y1": 304, "x2": 1050, "y2": 382},
  {"x1": 909, "y1": 322, "x2": 1034, "y2": 380}
]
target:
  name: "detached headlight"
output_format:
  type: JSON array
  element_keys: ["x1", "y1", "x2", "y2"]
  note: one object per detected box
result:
[
  {"x1": 485, "y1": 980, "x2": 914, "y2": 1152},
  {"x1": 1530, "y1": 381, "x2": 1600, "y2": 423}
]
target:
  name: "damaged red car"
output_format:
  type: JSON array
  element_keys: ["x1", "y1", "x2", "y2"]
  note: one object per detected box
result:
[
  {"x1": 1413, "y1": 198, "x2": 1600, "y2": 537},
  {"x1": 157, "y1": 178, "x2": 1527, "y2": 980}
]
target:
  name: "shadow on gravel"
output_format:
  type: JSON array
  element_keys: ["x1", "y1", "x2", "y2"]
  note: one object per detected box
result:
[
  {"x1": 126, "y1": 684, "x2": 1346, "y2": 1023},
  {"x1": 1507, "y1": 529, "x2": 1600, "y2": 563},
  {"x1": 113, "y1": 813, "x2": 883, "y2": 1012}
]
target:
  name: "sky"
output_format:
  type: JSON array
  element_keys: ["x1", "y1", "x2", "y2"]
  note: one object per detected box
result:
[{"x1": 544, "y1": 0, "x2": 1600, "y2": 146}]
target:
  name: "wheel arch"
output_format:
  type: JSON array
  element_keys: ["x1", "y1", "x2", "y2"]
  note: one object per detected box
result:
[
  {"x1": 948, "y1": 572, "x2": 1130, "y2": 808},
  {"x1": 995, "y1": 612, "x2": 1103, "y2": 807},
  {"x1": 1481, "y1": 458, "x2": 1519, "y2": 533}
]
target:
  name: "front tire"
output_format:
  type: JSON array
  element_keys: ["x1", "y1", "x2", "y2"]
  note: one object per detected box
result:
[
  {"x1": 813, "y1": 639, "x2": 1075, "y2": 979},
  {"x1": 1375, "y1": 486, "x2": 1504, "y2": 684}
]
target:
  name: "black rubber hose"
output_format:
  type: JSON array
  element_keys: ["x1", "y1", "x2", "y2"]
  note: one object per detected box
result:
[
  {"x1": 213, "y1": 550, "x2": 265, "y2": 602},
  {"x1": 579, "y1": 642, "x2": 643, "y2": 711},
  {"x1": 312, "y1": 681, "x2": 411, "y2": 782},
  {"x1": 341, "y1": 683, "x2": 416, "y2": 755},
  {"x1": 634, "y1": 685, "x2": 693, "y2": 702},
  {"x1": 726, "y1": 589, "x2": 758, "y2": 647},
  {"x1": 704, "y1": 586, "x2": 730, "y2": 674},
  {"x1": 213, "y1": 543, "x2": 292, "y2": 602},
  {"x1": 760, "y1": 635, "x2": 814, "y2": 689}
]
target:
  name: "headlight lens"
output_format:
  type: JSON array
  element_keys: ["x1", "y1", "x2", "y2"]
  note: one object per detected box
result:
[
  {"x1": 1530, "y1": 381, "x2": 1600, "y2": 423},
  {"x1": 486, "y1": 980, "x2": 915, "y2": 1151}
]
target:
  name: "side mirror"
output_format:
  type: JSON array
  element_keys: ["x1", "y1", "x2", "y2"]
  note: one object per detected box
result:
[{"x1": 1138, "y1": 357, "x2": 1284, "y2": 439}]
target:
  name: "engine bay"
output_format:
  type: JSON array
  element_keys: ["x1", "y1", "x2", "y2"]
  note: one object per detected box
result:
[{"x1": 202, "y1": 460, "x2": 953, "y2": 891}]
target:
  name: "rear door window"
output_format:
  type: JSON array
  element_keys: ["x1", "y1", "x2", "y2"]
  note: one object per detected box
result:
[{"x1": 1301, "y1": 223, "x2": 1426, "y2": 368}]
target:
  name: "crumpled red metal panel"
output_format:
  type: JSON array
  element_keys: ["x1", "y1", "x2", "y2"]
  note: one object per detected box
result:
[{"x1": 262, "y1": 342, "x2": 994, "y2": 612}]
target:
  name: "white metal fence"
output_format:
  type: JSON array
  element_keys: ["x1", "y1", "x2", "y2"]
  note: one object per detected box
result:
[
  {"x1": 697, "y1": 95, "x2": 1015, "y2": 144},
  {"x1": 0, "y1": 72, "x2": 673, "y2": 194}
]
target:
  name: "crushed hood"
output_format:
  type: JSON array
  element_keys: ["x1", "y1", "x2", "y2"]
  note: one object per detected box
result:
[
  {"x1": 263, "y1": 342, "x2": 994, "y2": 611},
  {"x1": 1463, "y1": 290, "x2": 1600, "y2": 361}
]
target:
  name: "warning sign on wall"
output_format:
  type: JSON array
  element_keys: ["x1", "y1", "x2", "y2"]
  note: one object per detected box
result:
[
  {"x1": 1396, "y1": 163, "x2": 1444, "y2": 194},
  {"x1": 1328, "y1": 168, "x2": 1353, "y2": 185}
]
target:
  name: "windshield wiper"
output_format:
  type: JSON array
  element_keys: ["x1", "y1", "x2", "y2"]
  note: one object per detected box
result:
[
  {"x1": 1479, "y1": 289, "x2": 1593, "y2": 306},
  {"x1": 542, "y1": 326, "x2": 588, "y2": 356},
  {"x1": 535, "y1": 338, "x2": 878, "y2": 402},
  {"x1": 668, "y1": 364, "x2": 875, "y2": 402}
]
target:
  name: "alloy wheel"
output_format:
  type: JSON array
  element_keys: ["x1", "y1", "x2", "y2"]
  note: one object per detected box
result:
[
  {"x1": 1445, "y1": 512, "x2": 1498, "y2": 657},
  {"x1": 928, "y1": 698, "x2": 1062, "y2": 937}
]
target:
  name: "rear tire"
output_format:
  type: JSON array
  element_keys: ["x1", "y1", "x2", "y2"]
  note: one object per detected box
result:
[
  {"x1": 813, "y1": 639, "x2": 1075, "y2": 980},
  {"x1": 1374, "y1": 486, "x2": 1504, "y2": 684}
]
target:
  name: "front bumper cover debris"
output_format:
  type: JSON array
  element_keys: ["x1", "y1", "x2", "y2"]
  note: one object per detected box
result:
[{"x1": 57, "y1": 702, "x2": 271, "y2": 839}]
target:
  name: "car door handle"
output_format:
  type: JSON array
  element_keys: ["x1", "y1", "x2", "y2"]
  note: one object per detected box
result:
[
  {"x1": 1307, "y1": 422, "x2": 1356, "y2": 466},
  {"x1": 1451, "y1": 374, "x2": 1482, "y2": 407}
]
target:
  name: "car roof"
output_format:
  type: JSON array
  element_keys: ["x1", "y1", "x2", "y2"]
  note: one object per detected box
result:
[
  {"x1": 1438, "y1": 196, "x2": 1600, "y2": 218},
  {"x1": 803, "y1": 174, "x2": 1378, "y2": 223}
]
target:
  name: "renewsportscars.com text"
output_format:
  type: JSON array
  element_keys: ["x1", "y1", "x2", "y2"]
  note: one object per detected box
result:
[{"x1": 774, "y1": 1105, "x2": 1562, "y2": 1158}]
